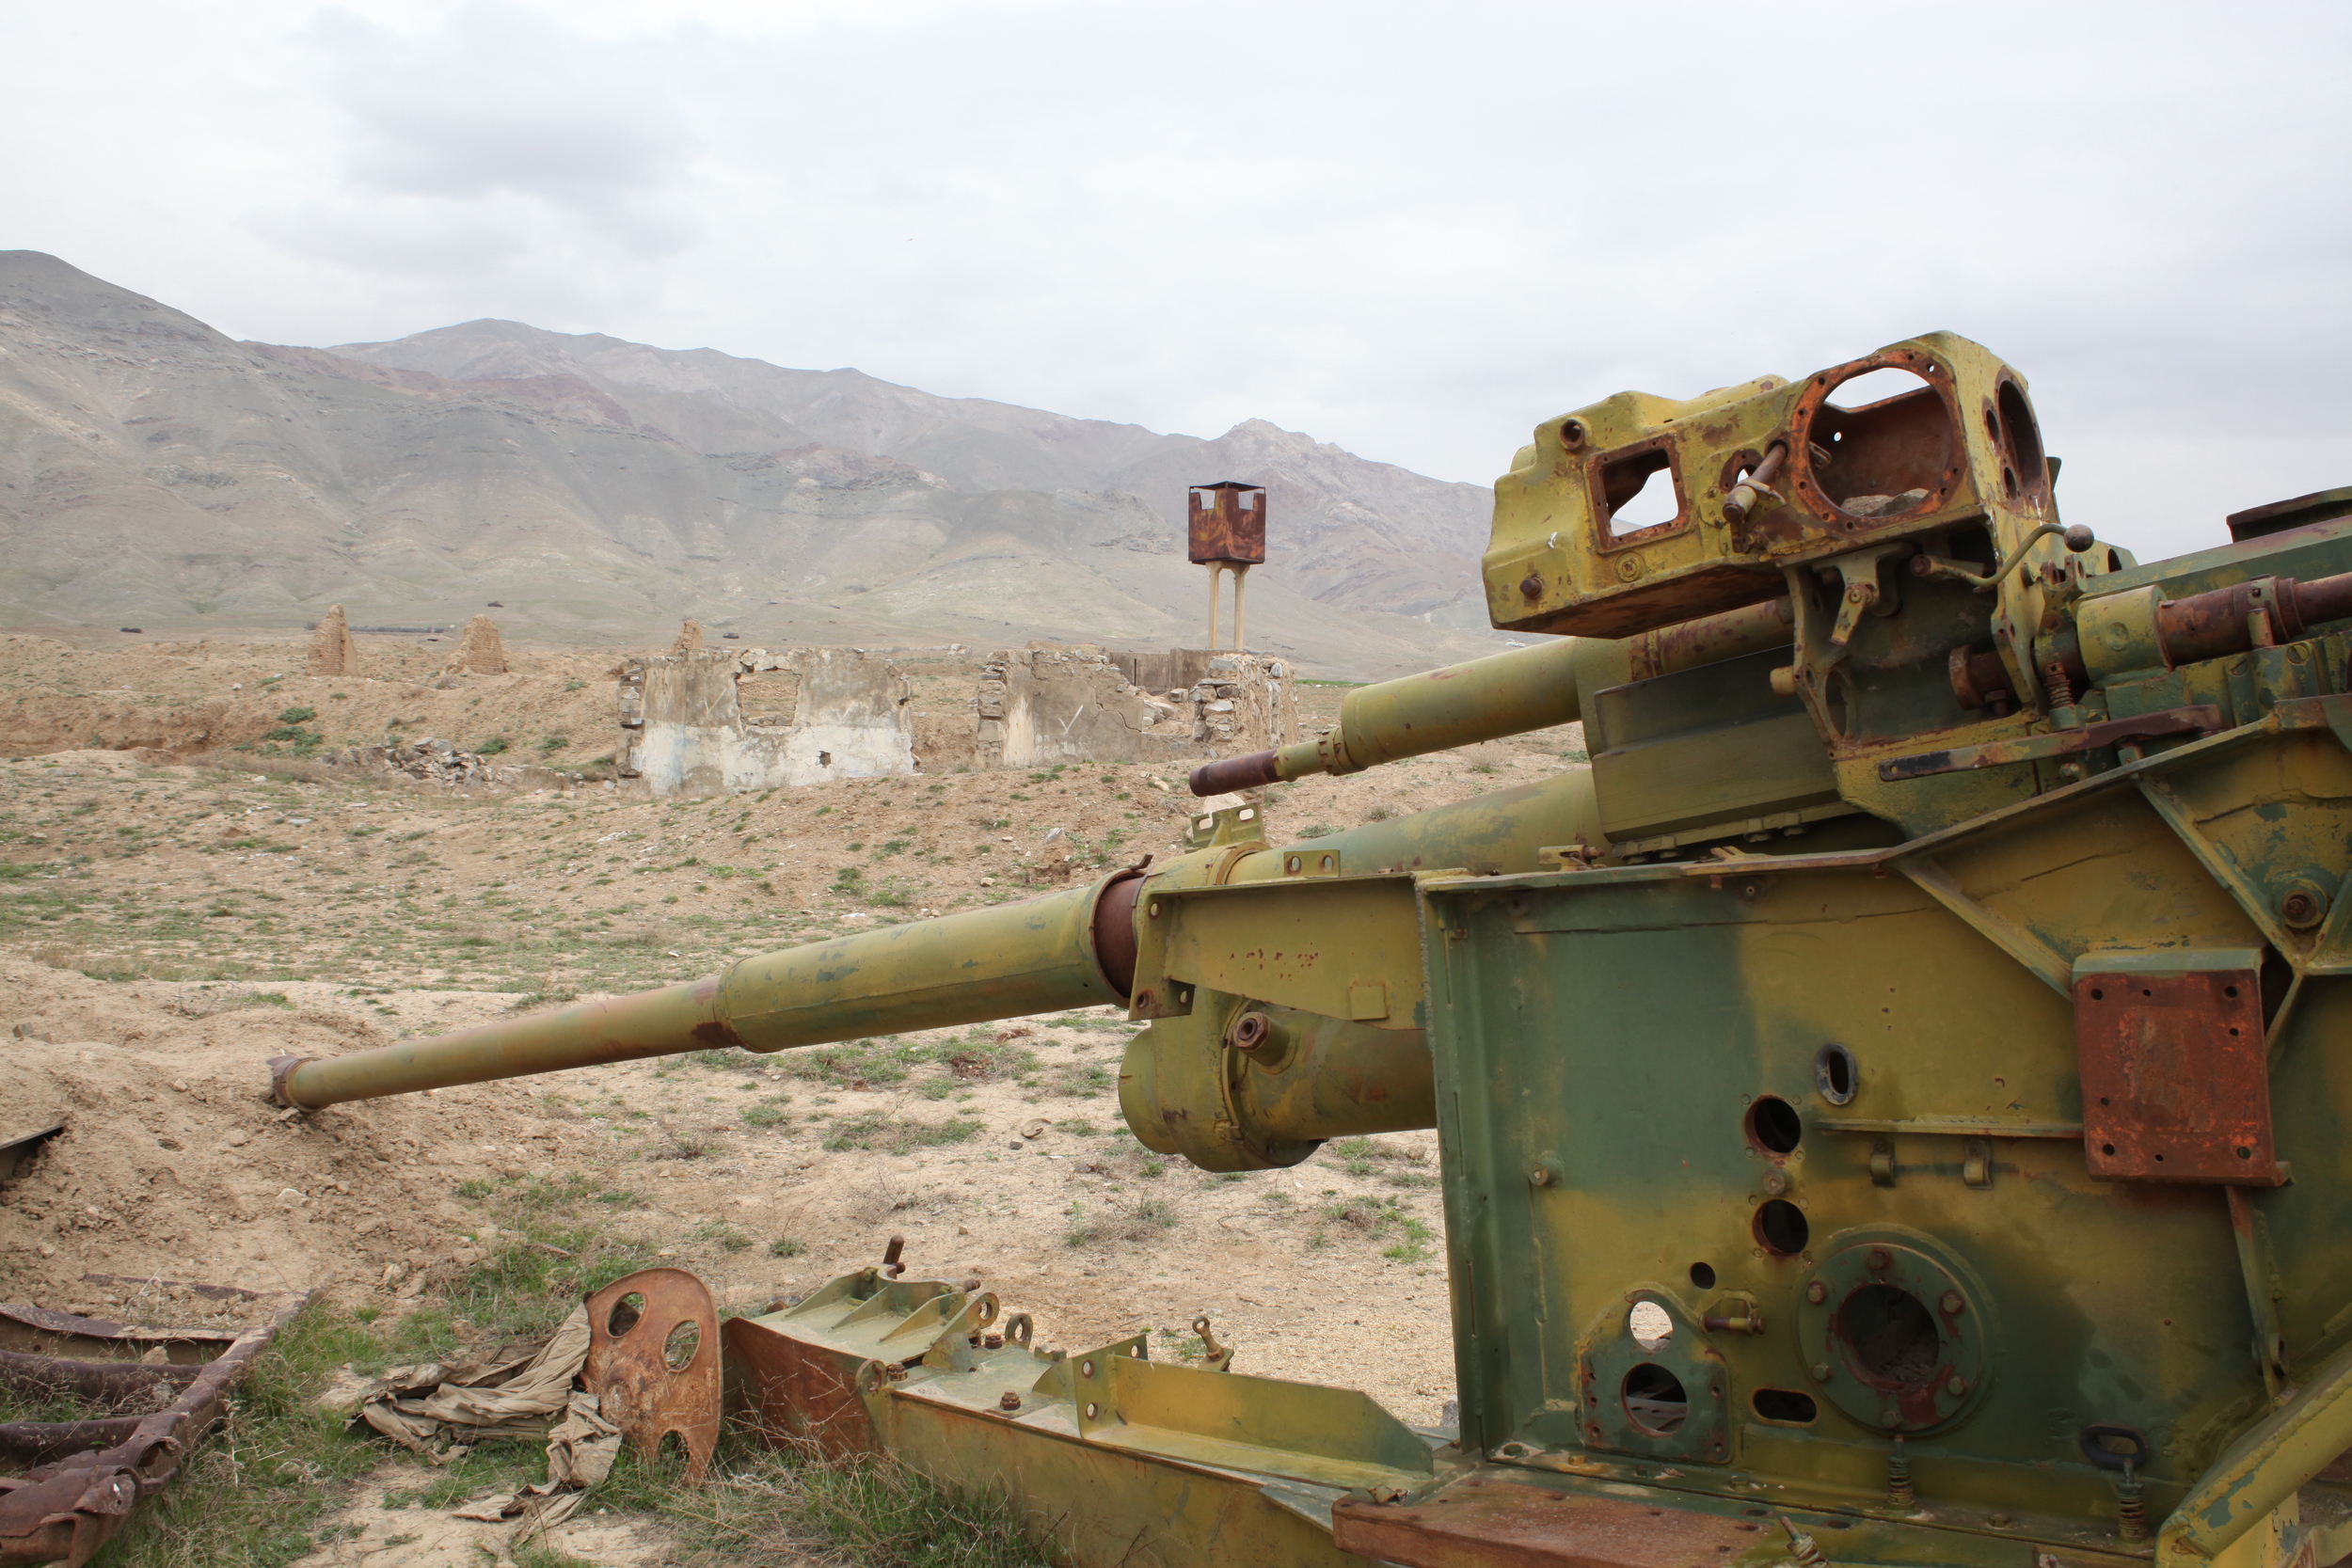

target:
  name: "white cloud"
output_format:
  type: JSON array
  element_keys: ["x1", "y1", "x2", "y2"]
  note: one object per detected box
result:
[{"x1": 0, "y1": 0, "x2": 2346, "y2": 564}]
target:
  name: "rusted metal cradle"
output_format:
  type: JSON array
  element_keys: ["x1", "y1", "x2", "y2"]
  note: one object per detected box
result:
[
  {"x1": 0, "y1": 1291, "x2": 312, "y2": 1567},
  {"x1": 269, "y1": 337, "x2": 2352, "y2": 1566}
]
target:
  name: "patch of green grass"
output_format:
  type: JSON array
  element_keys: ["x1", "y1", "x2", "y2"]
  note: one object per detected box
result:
[
  {"x1": 769, "y1": 1236, "x2": 806, "y2": 1259},
  {"x1": 822, "y1": 1112, "x2": 984, "y2": 1155},
  {"x1": 476, "y1": 736, "x2": 511, "y2": 755},
  {"x1": 1047, "y1": 1061, "x2": 1113, "y2": 1097},
  {"x1": 1064, "y1": 1194, "x2": 1179, "y2": 1249},
  {"x1": 741, "y1": 1098, "x2": 790, "y2": 1128},
  {"x1": 277, "y1": 705, "x2": 317, "y2": 724},
  {"x1": 100, "y1": 1304, "x2": 386, "y2": 1568},
  {"x1": 692, "y1": 1219, "x2": 755, "y2": 1254},
  {"x1": 1319, "y1": 1195, "x2": 1438, "y2": 1263}
]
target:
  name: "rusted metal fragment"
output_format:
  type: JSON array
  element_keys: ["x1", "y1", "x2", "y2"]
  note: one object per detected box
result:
[
  {"x1": 77, "y1": 1276, "x2": 264, "y2": 1305},
  {"x1": 0, "y1": 1350, "x2": 197, "y2": 1403},
  {"x1": 582, "y1": 1269, "x2": 720, "y2": 1483},
  {"x1": 720, "y1": 1315, "x2": 878, "y2": 1463},
  {"x1": 1877, "y1": 705, "x2": 2222, "y2": 781},
  {"x1": 0, "y1": 1290, "x2": 311, "y2": 1567},
  {"x1": 2076, "y1": 956, "x2": 2286, "y2": 1183},
  {"x1": 1331, "y1": 1476, "x2": 1775, "y2": 1567},
  {"x1": 0, "y1": 1306, "x2": 234, "y2": 1364},
  {"x1": 0, "y1": 1420, "x2": 143, "y2": 1474},
  {"x1": 0, "y1": 1128, "x2": 62, "y2": 1185}
]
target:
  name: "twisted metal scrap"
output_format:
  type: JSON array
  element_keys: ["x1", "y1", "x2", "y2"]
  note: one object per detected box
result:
[{"x1": 0, "y1": 1291, "x2": 314, "y2": 1567}]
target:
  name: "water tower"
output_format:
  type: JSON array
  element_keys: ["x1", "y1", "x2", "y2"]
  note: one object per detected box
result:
[{"x1": 1187, "y1": 481, "x2": 1266, "y2": 650}]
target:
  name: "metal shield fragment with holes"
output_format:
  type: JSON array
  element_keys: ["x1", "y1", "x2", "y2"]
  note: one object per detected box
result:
[{"x1": 583, "y1": 1269, "x2": 720, "y2": 1483}]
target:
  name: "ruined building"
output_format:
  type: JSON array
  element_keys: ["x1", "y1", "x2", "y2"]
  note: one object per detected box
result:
[{"x1": 617, "y1": 647, "x2": 915, "y2": 796}]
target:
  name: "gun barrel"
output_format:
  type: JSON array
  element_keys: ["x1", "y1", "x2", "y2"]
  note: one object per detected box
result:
[
  {"x1": 1191, "y1": 595, "x2": 1794, "y2": 796},
  {"x1": 269, "y1": 872, "x2": 1141, "y2": 1109}
]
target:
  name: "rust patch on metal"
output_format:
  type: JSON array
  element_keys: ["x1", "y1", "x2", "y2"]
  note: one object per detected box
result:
[
  {"x1": 0, "y1": 1290, "x2": 311, "y2": 1567},
  {"x1": 583, "y1": 1268, "x2": 721, "y2": 1483},
  {"x1": 718, "y1": 1316, "x2": 879, "y2": 1464},
  {"x1": 1332, "y1": 1475, "x2": 1776, "y2": 1567},
  {"x1": 2076, "y1": 965, "x2": 2285, "y2": 1183}
]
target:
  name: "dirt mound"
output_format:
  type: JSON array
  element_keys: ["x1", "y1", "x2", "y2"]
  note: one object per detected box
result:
[{"x1": 0, "y1": 958, "x2": 603, "y2": 1317}]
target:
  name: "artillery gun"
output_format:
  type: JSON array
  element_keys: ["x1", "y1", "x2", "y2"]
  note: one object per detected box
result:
[{"x1": 271, "y1": 334, "x2": 2352, "y2": 1567}]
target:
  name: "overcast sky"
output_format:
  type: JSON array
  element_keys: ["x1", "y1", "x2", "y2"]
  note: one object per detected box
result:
[{"x1": 5, "y1": 1, "x2": 2348, "y2": 562}]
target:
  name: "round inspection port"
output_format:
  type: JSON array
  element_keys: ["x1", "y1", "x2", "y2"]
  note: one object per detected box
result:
[
  {"x1": 1755, "y1": 1199, "x2": 1809, "y2": 1257},
  {"x1": 1747, "y1": 1095, "x2": 1803, "y2": 1154},
  {"x1": 1621, "y1": 1364, "x2": 1688, "y2": 1436},
  {"x1": 1840, "y1": 1285, "x2": 1941, "y2": 1389},
  {"x1": 607, "y1": 1291, "x2": 646, "y2": 1337},
  {"x1": 1689, "y1": 1261, "x2": 1717, "y2": 1290},
  {"x1": 1804, "y1": 363, "x2": 1955, "y2": 518},
  {"x1": 1815, "y1": 1044, "x2": 1857, "y2": 1105},
  {"x1": 1629, "y1": 1300, "x2": 1674, "y2": 1353}
]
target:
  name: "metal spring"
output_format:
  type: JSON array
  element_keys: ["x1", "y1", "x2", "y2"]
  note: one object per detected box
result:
[
  {"x1": 1887, "y1": 1433, "x2": 1915, "y2": 1509},
  {"x1": 2118, "y1": 1460, "x2": 2149, "y2": 1542},
  {"x1": 2042, "y1": 660, "x2": 2076, "y2": 709}
]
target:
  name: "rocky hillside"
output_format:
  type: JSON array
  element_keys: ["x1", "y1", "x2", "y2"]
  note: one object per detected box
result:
[{"x1": 0, "y1": 251, "x2": 1502, "y2": 678}]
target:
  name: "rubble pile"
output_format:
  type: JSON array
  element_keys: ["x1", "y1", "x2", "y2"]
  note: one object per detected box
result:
[{"x1": 337, "y1": 737, "x2": 590, "y2": 792}]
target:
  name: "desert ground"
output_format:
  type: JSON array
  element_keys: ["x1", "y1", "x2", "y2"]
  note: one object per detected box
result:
[{"x1": 0, "y1": 626, "x2": 1584, "y2": 1567}]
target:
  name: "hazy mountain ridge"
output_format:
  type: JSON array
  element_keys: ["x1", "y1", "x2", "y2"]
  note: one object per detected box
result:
[
  {"x1": 331, "y1": 319, "x2": 1494, "y2": 615},
  {"x1": 0, "y1": 250, "x2": 1501, "y2": 676}
]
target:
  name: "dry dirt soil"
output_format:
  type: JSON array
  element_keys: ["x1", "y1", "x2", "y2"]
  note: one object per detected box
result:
[{"x1": 0, "y1": 632, "x2": 1586, "y2": 1565}]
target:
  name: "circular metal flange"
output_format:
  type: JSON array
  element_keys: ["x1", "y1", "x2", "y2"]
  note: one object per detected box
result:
[{"x1": 1795, "y1": 1234, "x2": 1993, "y2": 1434}]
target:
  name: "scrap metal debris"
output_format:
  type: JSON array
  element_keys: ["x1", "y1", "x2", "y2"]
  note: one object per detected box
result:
[
  {"x1": 0, "y1": 1290, "x2": 312, "y2": 1568},
  {"x1": 582, "y1": 1269, "x2": 720, "y2": 1484}
]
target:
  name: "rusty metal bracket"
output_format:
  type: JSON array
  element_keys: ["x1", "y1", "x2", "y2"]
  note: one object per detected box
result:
[
  {"x1": 582, "y1": 1269, "x2": 720, "y2": 1484},
  {"x1": 1878, "y1": 705, "x2": 2225, "y2": 781},
  {"x1": 0, "y1": 1289, "x2": 312, "y2": 1568}
]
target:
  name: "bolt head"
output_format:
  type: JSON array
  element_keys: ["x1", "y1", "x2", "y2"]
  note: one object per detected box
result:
[
  {"x1": 1761, "y1": 1170, "x2": 1788, "y2": 1196},
  {"x1": 1946, "y1": 1375, "x2": 1968, "y2": 1396},
  {"x1": 1811, "y1": 1361, "x2": 1832, "y2": 1382},
  {"x1": 1867, "y1": 1247, "x2": 1892, "y2": 1271},
  {"x1": 1806, "y1": 1281, "x2": 1828, "y2": 1304},
  {"x1": 1941, "y1": 1291, "x2": 1963, "y2": 1315},
  {"x1": 999, "y1": 1391, "x2": 1022, "y2": 1411}
]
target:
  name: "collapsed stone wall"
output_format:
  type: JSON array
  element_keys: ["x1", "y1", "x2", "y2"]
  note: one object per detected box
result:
[
  {"x1": 617, "y1": 647, "x2": 914, "y2": 796},
  {"x1": 976, "y1": 644, "x2": 1295, "y2": 770}
]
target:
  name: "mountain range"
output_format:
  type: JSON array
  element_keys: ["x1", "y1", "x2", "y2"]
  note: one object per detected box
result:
[{"x1": 0, "y1": 250, "x2": 1505, "y2": 676}]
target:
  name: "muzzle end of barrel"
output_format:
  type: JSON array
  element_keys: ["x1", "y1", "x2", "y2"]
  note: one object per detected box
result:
[{"x1": 268, "y1": 1053, "x2": 314, "y2": 1109}]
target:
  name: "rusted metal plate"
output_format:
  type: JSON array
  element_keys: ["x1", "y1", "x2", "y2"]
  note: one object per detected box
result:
[
  {"x1": 2075, "y1": 956, "x2": 2285, "y2": 1183},
  {"x1": 1331, "y1": 1477, "x2": 1776, "y2": 1567},
  {"x1": 719, "y1": 1315, "x2": 877, "y2": 1463},
  {"x1": 0, "y1": 1290, "x2": 311, "y2": 1568},
  {"x1": 582, "y1": 1268, "x2": 721, "y2": 1483},
  {"x1": 1187, "y1": 482, "x2": 1266, "y2": 565}
]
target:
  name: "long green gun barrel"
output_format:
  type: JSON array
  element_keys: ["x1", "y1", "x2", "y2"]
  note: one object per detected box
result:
[
  {"x1": 268, "y1": 872, "x2": 1141, "y2": 1109},
  {"x1": 1188, "y1": 594, "x2": 1793, "y2": 795}
]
